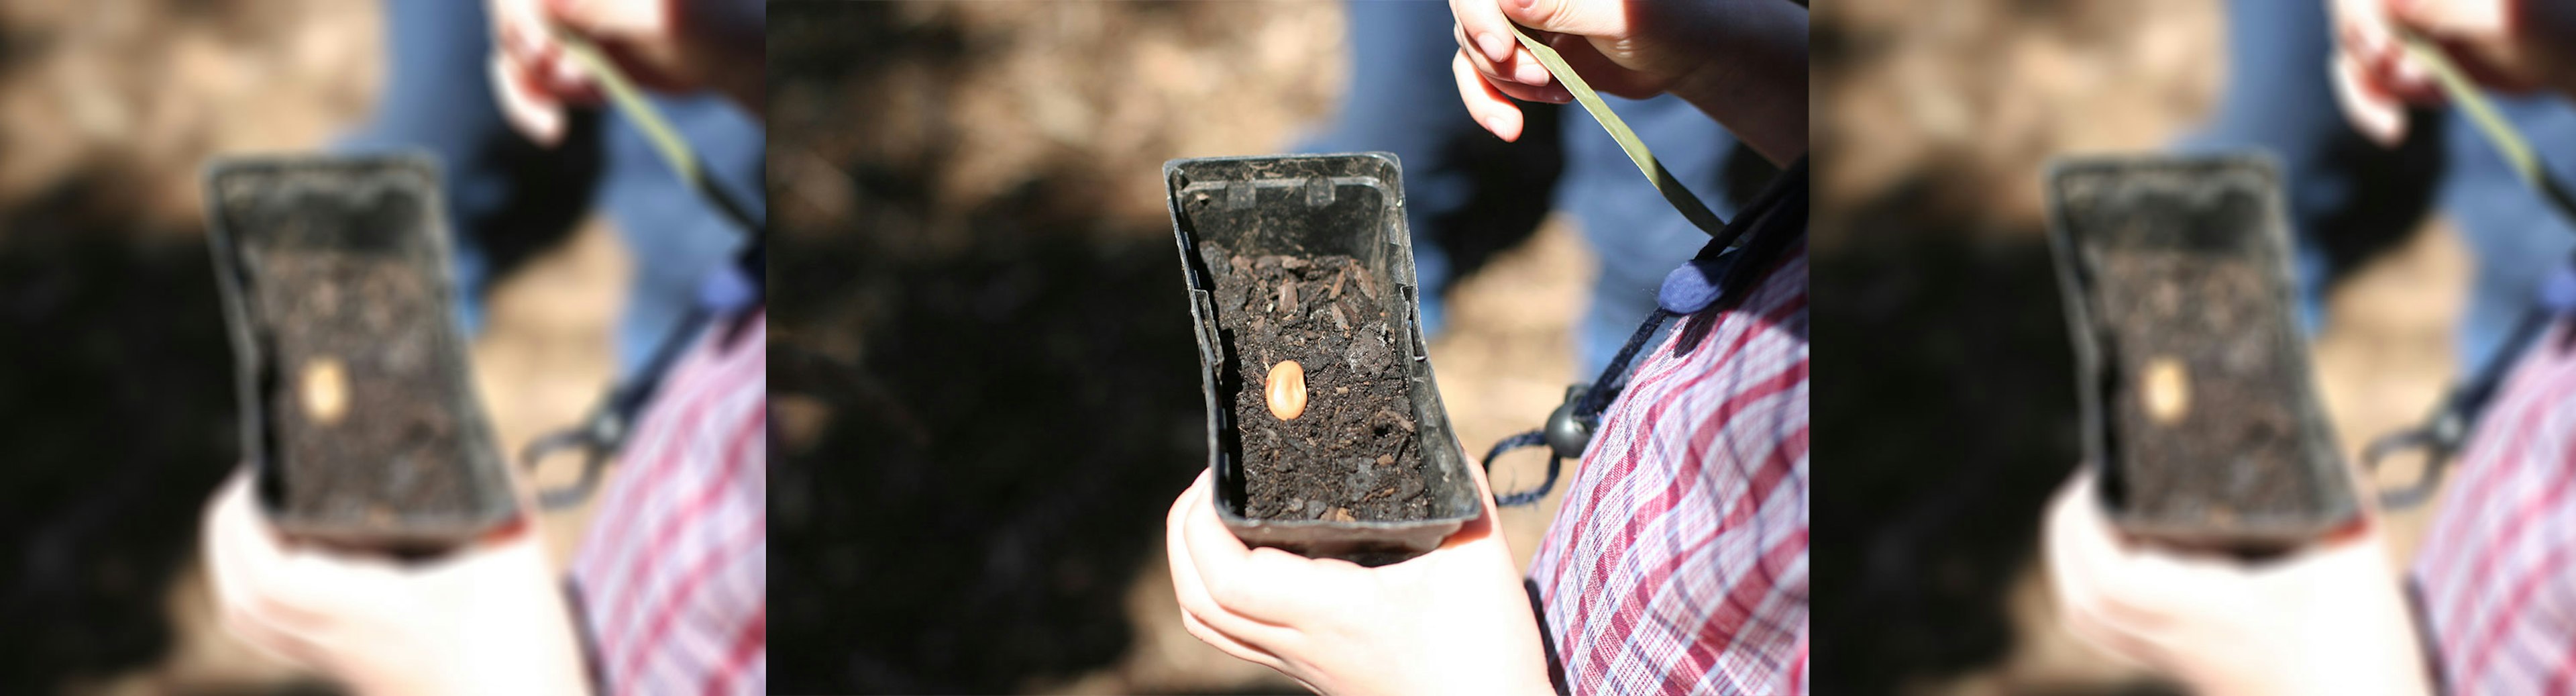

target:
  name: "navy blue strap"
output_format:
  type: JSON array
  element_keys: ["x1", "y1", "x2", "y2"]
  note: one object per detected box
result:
[
  {"x1": 2365, "y1": 254, "x2": 2570, "y2": 509},
  {"x1": 1483, "y1": 158, "x2": 1806, "y2": 506},
  {"x1": 1485, "y1": 432, "x2": 1558, "y2": 507}
]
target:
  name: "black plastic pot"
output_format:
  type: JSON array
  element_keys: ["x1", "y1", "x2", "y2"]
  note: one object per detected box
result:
[
  {"x1": 1164, "y1": 152, "x2": 1481, "y2": 566},
  {"x1": 2044, "y1": 154, "x2": 2359, "y2": 552},
  {"x1": 204, "y1": 154, "x2": 516, "y2": 550}
]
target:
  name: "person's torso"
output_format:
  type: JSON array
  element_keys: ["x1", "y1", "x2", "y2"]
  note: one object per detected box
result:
[
  {"x1": 572, "y1": 314, "x2": 769, "y2": 695},
  {"x1": 2414, "y1": 317, "x2": 2576, "y2": 695},
  {"x1": 1528, "y1": 246, "x2": 1810, "y2": 695}
]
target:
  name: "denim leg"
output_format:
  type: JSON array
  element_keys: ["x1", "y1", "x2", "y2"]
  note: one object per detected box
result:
[
  {"x1": 334, "y1": 0, "x2": 602, "y2": 340},
  {"x1": 1556, "y1": 95, "x2": 1736, "y2": 377},
  {"x1": 1294, "y1": 0, "x2": 1544, "y2": 338},
  {"x1": 596, "y1": 94, "x2": 763, "y2": 377},
  {"x1": 2440, "y1": 97, "x2": 2576, "y2": 370},
  {"x1": 331, "y1": 0, "x2": 513, "y2": 336},
  {"x1": 2168, "y1": 0, "x2": 2351, "y2": 337}
]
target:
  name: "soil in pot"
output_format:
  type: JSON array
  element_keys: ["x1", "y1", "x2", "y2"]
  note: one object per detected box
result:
[
  {"x1": 1199, "y1": 240, "x2": 1431, "y2": 522},
  {"x1": 2095, "y1": 250, "x2": 2309, "y2": 527},
  {"x1": 251, "y1": 244, "x2": 479, "y2": 530}
]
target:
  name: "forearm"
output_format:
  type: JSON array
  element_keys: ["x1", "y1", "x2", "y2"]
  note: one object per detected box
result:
[
  {"x1": 2188, "y1": 577, "x2": 2436, "y2": 696},
  {"x1": 362, "y1": 581, "x2": 595, "y2": 696},
  {"x1": 686, "y1": 0, "x2": 765, "y2": 117},
  {"x1": 711, "y1": 52, "x2": 763, "y2": 120},
  {"x1": 1671, "y1": 0, "x2": 1809, "y2": 165},
  {"x1": 2536, "y1": 0, "x2": 2576, "y2": 97},
  {"x1": 1448, "y1": 656, "x2": 1558, "y2": 696}
]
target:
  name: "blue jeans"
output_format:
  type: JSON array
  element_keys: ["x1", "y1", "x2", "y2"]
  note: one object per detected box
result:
[
  {"x1": 336, "y1": 0, "x2": 763, "y2": 378},
  {"x1": 1298, "y1": 0, "x2": 1738, "y2": 377},
  {"x1": 2179, "y1": 0, "x2": 2576, "y2": 371},
  {"x1": 2442, "y1": 96, "x2": 2576, "y2": 368}
]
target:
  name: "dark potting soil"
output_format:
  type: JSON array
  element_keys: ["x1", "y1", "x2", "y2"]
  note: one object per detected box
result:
[
  {"x1": 251, "y1": 246, "x2": 478, "y2": 530},
  {"x1": 2095, "y1": 250, "x2": 2309, "y2": 526},
  {"x1": 1199, "y1": 240, "x2": 1430, "y2": 522}
]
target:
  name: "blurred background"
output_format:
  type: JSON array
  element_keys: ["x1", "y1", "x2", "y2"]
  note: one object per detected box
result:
[
  {"x1": 0, "y1": 0, "x2": 1720, "y2": 693},
  {"x1": 0, "y1": 1, "x2": 669, "y2": 693},
  {"x1": 764, "y1": 1, "x2": 1772, "y2": 693},
  {"x1": 1811, "y1": 0, "x2": 2540, "y2": 694},
  {"x1": 763, "y1": 3, "x2": 1515, "y2": 693},
  {"x1": 13, "y1": 0, "x2": 2526, "y2": 694}
]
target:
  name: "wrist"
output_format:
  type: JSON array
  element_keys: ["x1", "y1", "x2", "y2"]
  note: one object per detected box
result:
[
  {"x1": 1668, "y1": 3, "x2": 1809, "y2": 164},
  {"x1": 1440, "y1": 642, "x2": 1556, "y2": 696},
  {"x1": 374, "y1": 581, "x2": 594, "y2": 696},
  {"x1": 718, "y1": 54, "x2": 764, "y2": 119},
  {"x1": 1428, "y1": 669, "x2": 1554, "y2": 696},
  {"x1": 674, "y1": 0, "x2": 765, "y2": 117},
  {"x1": 2190, "y1": 579, "x2": 2434, "y2": 696},
  {"x1": 2524, "y1": 0, "x2": 2576, "y2": 98}
]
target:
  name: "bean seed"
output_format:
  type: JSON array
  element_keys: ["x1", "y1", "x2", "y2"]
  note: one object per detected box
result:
[
  {"x1": 1267, "y1": 360, "x2": 1307, "y2": 420},
  {"x1": 301, "y1": 357, "x2": 348, "y2": 425}
]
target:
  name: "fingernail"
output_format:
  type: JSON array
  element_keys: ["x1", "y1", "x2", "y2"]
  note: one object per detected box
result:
[
  {"x1": 1475, "y1": 32, "x2": 1511, "y2": 62},
  {"x1": 1512, "y1": 0, "x2": 1538, "y2": 9}
]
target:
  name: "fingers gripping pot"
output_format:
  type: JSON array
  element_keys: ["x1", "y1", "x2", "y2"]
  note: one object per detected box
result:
[
  {"x1": 2044, "y1": 154, "x2": 2360, "y2": 552},
  {"x1": 205, "y1": 154, "x2": 517, "y2": 551},
  {"x1": 1165, "y1": 153, "x2": 1481, "y2": 566}
]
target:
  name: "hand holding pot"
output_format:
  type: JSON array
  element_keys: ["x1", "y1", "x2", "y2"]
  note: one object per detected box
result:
[
  {"x1": 1165, "y1": 464, "x2": 1554, "y2": 696},
  {"x1": 2042, "y1": 468, "x2": 2434, "y2": 696},
  {"x1": 1446, "y1": 0, "x2": 1808, "y2": 163},
  {"x1": 202, "y1": 468, "x2": 592, "y2": 696},
  {"x1": 2329, "y1": 0, "x2": 2576, "y2": 144},
  {"x1": 487, "y1": 0, "x2": 765, "y2": 144}
]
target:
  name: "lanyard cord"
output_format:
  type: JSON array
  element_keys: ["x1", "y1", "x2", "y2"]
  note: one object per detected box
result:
[
  {"x1": 518, "y1": 33, "x2": 765, "y2": 509},
  {"x1": 2360, "y1": 33, "x2": 2576, "y2": 509},
  {"x1": 1479, "y1": 24, "x2": 1808, "y2": 505},
  {"x1": 1483, "y1": 164, "x2": 1805, "y2": 505}
]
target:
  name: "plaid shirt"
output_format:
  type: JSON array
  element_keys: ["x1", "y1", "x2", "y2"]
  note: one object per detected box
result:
[
  {"x1": 572, "y1": 313, "x2": 767, "y2": 696},
  {"x1": 1528, "y1": 246, "x2": 1811, "y2": 695},
  {"x1": 2414, "y1": 318, "x2": 2576, "y2": 695}
]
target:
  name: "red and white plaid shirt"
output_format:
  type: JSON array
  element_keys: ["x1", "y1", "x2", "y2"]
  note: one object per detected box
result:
[
  {"x1": 2414, "y1": 318, "x2": 2576, "y2": 695},
  {"x1": 1528, "y1": 246, "x2": 1811, "y2": 695},
  {"x1": 572, "y1": 313, "x2": 767, "y2": 696}
]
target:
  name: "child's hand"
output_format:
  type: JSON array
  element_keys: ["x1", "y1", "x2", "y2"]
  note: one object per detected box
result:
[
  {"x1": 487, "y1": 0, "x2": 763, "y2": 144},
  {"x1": 1164, "y1": 464, "x2": 1554, "y2": 696},
  {"x1": 1447, "y1": 0, "x2": 1807, "y2": 162},
  {"x1": 2043, "y1": 468, "x2": 2434, "y2": 696},
  {"x1": 202, "y1": 468, "x2": 592, "y2": 696},
  {"x1": 2330, "y1": 0, "x2": 2576, "y2": 144}
]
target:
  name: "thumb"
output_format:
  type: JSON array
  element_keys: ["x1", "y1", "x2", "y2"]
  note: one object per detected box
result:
[
  {"x1": 1501, "y1": 0, "x2": 1633, "y2": 39},
  {"x1": 1456, "y1": 443, "x2": 1505, "y2": 530}
]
